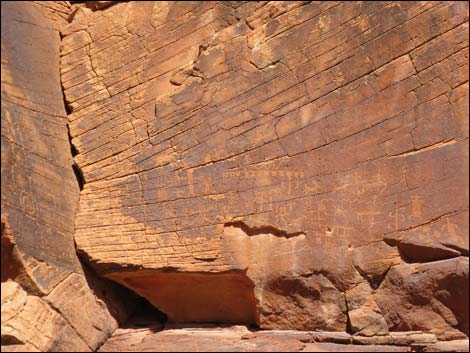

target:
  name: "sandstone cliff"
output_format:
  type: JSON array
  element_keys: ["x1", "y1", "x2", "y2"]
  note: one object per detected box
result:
[
  {"x1": 1, "y1": 2, "x2": 134, "y2": 351},
  {"x1": 1, "y1": 1, "x2": 469, "y2": 352}
]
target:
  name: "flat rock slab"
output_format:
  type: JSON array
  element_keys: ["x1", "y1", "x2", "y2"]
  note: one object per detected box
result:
[
  {"x1": 422, "y1": 340, "x2": 470, "y2": 352},
  {"x1": 98, "y1": 324, "x2": 466, "y2": 352},
  {"x1": 99, "y1": 325, "x2": 304, "y2": 352},
  {"x1": 303, "y1": 343, "x2": 410, "y2": 352}
]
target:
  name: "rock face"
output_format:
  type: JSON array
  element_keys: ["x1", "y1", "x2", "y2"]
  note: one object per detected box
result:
[
  {"x1": 56, "y1": 2, "x2": 468, "y2": 336},
  {"x1": 60, "y1": 0, "x2": 469, "y2": 336},
  {"x1": 1, "y1": 1, "x2": 469, "y2": 351},
  {"x1": 375, "y1": 257, "x2": 469, "y2": 340},
  {"x1": 1, "y1": 2, "x2": 133, "y2": 351}
]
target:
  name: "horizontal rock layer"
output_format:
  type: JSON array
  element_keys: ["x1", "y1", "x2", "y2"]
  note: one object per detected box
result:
[{"x1": 98, "y1": 323, "x2": 470, "y2": 352}]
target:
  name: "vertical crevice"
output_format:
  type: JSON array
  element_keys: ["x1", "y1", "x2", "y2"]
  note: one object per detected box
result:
[
  {"x1": 59, "y1": 39, "x2": 84, "y2": 192},
  {"x1": 345, "y1": 294, "x2": 353, "y2": 334},
  {"x1": 72, "y1": 163, "x2": 84, "y2": 191},
  {"x1": 59, "y1": 30, "x2": 72, "y2": 115},
  {"x1": 66, "y1": 123, "x2": 84, "y2": 191},
  {"x1": 66, "y1": 124, "x2": 78, "y2": 157}
]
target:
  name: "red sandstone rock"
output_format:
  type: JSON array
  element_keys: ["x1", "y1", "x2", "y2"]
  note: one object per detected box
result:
[
  {"x1": 58, "y1": 0, "x2": 469, "y2": 335},
  {"x1": 352, "y1": 242, "x2": 402, "y2": 288},
  {"x1": 397, "y1": 240, "x2": 462, "y2": 262},
  {"x1": 346, "y1": 282, "x2": 388, "y2": 336},
  {"x1": 352, "y1": 331, "x2": 438, "y2": 346},
  {"x1": 1, "y1": 1, "x2": 469, "y2": 351},
  {"x1": 422, "y1": 339, "x2": 470, "y2": 352},
  {"x1": 310, "y1": 331, "x2": 352, "y2": 344},
  {"x1": 302, "y1": 343, "x2": 410, "y2": 352},
  {"x1": 0, "y1": 343, "x2": 40, "y2": 352},
  {"x1": 99, "y1": 324, "x2": 423, "y2": 352},
  {"x1": 100, "y1": 323, "x2": 456, "y2": 352},
  {"x1": 1, "y1": 282, "x2": 28, "y2": 325},
  {"x1": 374, "y1": 257, "x2": 469, "y2": 340},
  {"x1": 86, "y1": 1, "x2": 115, "y2": 11},
  {"x1": 1, "y1": 282, "x2": 89, "y2": 351},
  {"x1": 99, "y1": 325, "x2": 306, "y2": 352},
  {"x1": 1, "y1": 2, "x2": 133, "y2": 351}
]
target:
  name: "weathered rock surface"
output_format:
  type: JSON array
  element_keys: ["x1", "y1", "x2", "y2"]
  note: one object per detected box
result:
[
  {"x1": 1, "y1": 282, "x2": 89, "y2": 352},
  {"x1": 422, "y1": 339, "x2": 470, "y2": 352},
  {"x1": 352, "y1": 332, "x2": 437, "y2": 346},
  {"x1": 1, "y1": 1, "x2": 133, "y2": 351},
  {"x1": 60, "y1": 0, "x2": 469, "y2": 335},
  {"x1": 397, "y1": 239, "x2": 463, "y2": 263},
  {"x1": 302, "y1": 343, "x2": 410, "y2": 352},
  {"x1": 346, "y1": 282, "x2": 388, "y2": 336},
  {"x1": 1, "y1": 1, "x2": 469, "y2": 351},
  {"x1": 98, "y1": 321, "x2": 460, "y2": 352},
  {"x1": 375, "y1": 257, "x2": 469, "y2": 341},
  {"x1": 61, "y1": 2, "x2": 468, "y2": 335},
  {"x1": 99, "y1": 324, "x2": 306, "y2": 352}
]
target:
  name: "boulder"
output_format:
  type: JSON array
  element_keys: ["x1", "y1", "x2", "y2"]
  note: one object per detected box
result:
[
  {"x1": 375, "y1": 257, "x2": 469, "y2": 340},
  {"x1": 346, "y1": 282, "x2": 389, "y2": 336}
]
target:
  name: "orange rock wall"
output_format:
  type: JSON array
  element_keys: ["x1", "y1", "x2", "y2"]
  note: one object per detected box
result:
[
  {"x1": 1, "y1": 1, "x2": 468, "y2": 351},
  {"x1": 1, "y1": 2, "x2": 133, "y2": 351},
  {"x1": 61, "y1": 1, "x2": 468, "y2": 337}
]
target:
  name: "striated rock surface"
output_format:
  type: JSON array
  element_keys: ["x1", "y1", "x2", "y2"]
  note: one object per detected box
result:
[
  {"x1": 1, "y1": 1, "x2": 469, "y2": 351},
  {"x1": 99, "y1": 322, "x2": 467, "y2": 352},
  {"x1": 56, "y1": 2, "x2": 468, "y2": 336},
  {"x1": 99, "y1": 325, "x2": 307, "y2": 352},
  {"x1": 422, "y1": 340, "x2": 470, "y2": 352},
  {"x1": 1, "y1": 1, "x2": 133, "y2": 351},
  {"x1": 60, "y1": 0, "x2": 469, "y2": 335}
]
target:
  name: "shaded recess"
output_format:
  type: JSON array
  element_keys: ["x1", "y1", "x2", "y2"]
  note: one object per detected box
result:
[
  {"x1": 1, "y1": 221, "x2": 19, "y2": 282},
  {"x1": 66, "y1": 124, "x2": 85, "y2": 191},
  {"x1": 128, "y1": 297, "x2": 168, "y2": 328},
  {"x1": 224, "y1": 221, "x2": 305, "y2": 238},
  {"x1": 108, "y1": 271, "x2": 258, "y2": 325}
]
